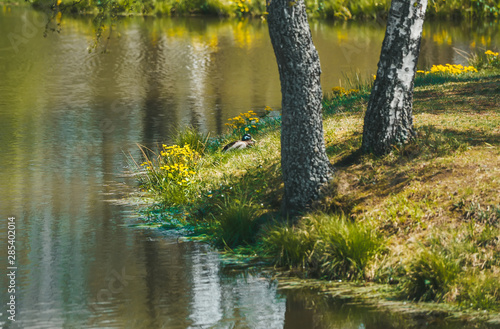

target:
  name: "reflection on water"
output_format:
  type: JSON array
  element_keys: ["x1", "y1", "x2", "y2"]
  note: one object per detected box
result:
[
  {"x1": 0, "y1": 6, "x2": 499, "y2": 328},
  {"x1": 283, "y1": 289, "x2": 500, "y2": 329}
]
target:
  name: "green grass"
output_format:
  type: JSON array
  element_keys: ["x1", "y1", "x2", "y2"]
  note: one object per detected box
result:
[
  {"x1": 172, "y1": 126, "x2": 210, "y2": 155},
  {"x1": 314, "y1": 214, "x2": 386, "y2": 280},
  {"x1": 400, "y1": 247, "x2": 461, "y2": 302},
  {"x1": 262, "y1": 220, "x2": 317, "y2": 268},
  {"x1": 210, "y1": 192, "x2": 263, "y2": 248},
  {"x1": 261, "y1": 213, "x2": 386, "y2": 280},
  {"x1": 456, "y1": 272, "x2": 500, "y2": 310}
]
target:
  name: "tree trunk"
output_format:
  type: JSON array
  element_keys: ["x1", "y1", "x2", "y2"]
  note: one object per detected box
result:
[
  {"x1": 267, "y1": 0, "x2": 332, "y2": 216},
  {"x1": 362, "y1": 0, "x2": 428, "y2": 155}
]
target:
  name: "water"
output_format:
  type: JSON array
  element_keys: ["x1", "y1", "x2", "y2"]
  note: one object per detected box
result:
[{"x1": 1, "y1": 6, "x2": 499, "y2": 328}]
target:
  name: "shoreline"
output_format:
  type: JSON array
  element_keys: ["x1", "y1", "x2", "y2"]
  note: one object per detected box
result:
[{"x1": 2, "y1": 0, "x2": 499, "y2": 21}]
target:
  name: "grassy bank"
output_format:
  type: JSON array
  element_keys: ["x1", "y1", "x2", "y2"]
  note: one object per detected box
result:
[
  {"x1": 6, "y1": 0, "x2": 500, "y2": 20},
  {"x1": 134, "y1": 52, "x2": 500, "y2": 314}
]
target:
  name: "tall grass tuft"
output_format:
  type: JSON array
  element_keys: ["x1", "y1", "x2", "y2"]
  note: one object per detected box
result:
[
  {"x1": 263, "y1": 213, "x2": 386, "y2": 279},
  {"x1": 212, "y1": 194, "x2": 262, "y2": 248},
  {"x1": 262, "y1": 221, "x2": 318, "y2": 268},
  {"x1": 314, "y1": 214, "x2": 385, "y2": 280},
  {"x1": 468, "y1": 49, "x2": 500, "y2": 71},
  {"x1": 173, "y1": 126, "x2": 210, "y2": 155},
  {"x1": 135, "y1": 143, "x2": 200, "y2": 205},
  {"x1": 456, "y1": 272, "x2": 500, "y2": 310},
  {"x1": 400, "y1": 248, "x2": 461, "y2": 302}
]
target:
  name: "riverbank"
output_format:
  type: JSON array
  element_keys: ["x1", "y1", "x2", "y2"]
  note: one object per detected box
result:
[
  {"x1": 3, "y1": 0, "x2": 500, "y2": 20},
  {"x1": 134, "y1": 52, "x2": 500, "y2": 320}
]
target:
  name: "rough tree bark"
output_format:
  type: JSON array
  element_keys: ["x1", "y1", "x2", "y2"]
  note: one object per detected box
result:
[
  {"x1": 362, "y1": 0, "x2": 428, "y2": 155},
  {"x1": 267, "y1": 0, "x2": 332, "y2": 216}
]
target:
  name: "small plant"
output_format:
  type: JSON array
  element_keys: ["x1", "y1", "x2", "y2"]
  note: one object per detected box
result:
[
  {"x1": 456, "y1": 272, "x2": 500, "y2": 310},
  {"x1": 400, "y1": 247, "x2": 461, "y2": 302},
  {"x1": 173, "y1": 126, "x2": 210, "y2": 155},
  {"x1": 137, "y1": 143, "x2": 199, "y2": 205},
  {"x1": 212, "y1": 194, "x2": 262, "y2": 248},
  {"x1": 231, "y1": 0, "x2": 250, "y2": 16},
  {"x1": 453, "y1": 199, "x2": 500, "y2": 225},
  {"x1": 330, "y1": 86, "x2": 360, "y2": 97},
  {"x1": 262, "y1": 221, "x2": 317, "y2": 268},
  {"x1": 315, "y1": 214, "x2": 386, "y2": 280},
  {"x1": 225, "y1": 109, "x2": 259, "y2": 134},
  {"x1": 417, "y1": 64, "x2": 478, "y2": 75},
  {"x1": 224, "y1": 106, "x2": 274, "y2": 137},
  {"x1": 469, "y1": 49, "x2": 500, "y2": 70}
]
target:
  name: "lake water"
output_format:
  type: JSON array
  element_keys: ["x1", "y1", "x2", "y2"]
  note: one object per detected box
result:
[{"x1": 1, "y1": 6, "x2": 499, "y2": 328}]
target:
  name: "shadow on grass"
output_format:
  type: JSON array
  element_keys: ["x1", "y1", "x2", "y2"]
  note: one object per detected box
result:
[
  {"x1": 322, "y1": 124, "x2": 499, "y2": 212},
  {"x1": 414, "y1": 73, "x2": 500, "y2": 88},
  {"x1": 191, "y1": 158, "x2": 283, "y2": 222},
  {"x1": 414, "y1": 76, "x2": 500, "y2": 114},
  {"x1": 332, "y1": 124, "x2": 499, "y2": 167},
  {"x1": 322, "y1": 94, "x2": 369, "y2": 116}
]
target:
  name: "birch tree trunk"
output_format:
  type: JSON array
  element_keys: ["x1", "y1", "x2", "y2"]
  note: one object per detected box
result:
[
  {"x1": 267, "y1": 0, "x2": 332, "y2": 216},
  {"x1": 362, "y1": 0, "x2": 428, "y2": 155}
]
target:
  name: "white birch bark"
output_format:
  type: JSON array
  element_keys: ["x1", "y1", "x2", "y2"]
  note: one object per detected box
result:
[{"x1": 362, "y1": 0, "x2": 428, "y2": 155}]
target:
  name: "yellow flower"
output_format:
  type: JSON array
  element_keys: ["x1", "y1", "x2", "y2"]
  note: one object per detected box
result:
[
  {"x1": 428, "y1": 63, "x2": 477, "y2": 75},
  {"x1": 485, "y1": 50, "x2": 499, "y2": 56}
]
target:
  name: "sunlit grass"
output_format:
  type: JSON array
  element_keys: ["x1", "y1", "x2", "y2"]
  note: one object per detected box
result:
[
  {"x1": 314, "y1": 214, "x2": 386, "y2": 280},
  {"x1": 172, "y1": 126, "x2": 210, "y2": 155},
  {"x1": 210, "y1": 193, "x2": 263, "y2": 248},
  {"x1": 262, "y1": 213, "x2": 386, "y2": 280},
  {"x1": 400, "y1": 247, "x2": 461, "y2": 302}
]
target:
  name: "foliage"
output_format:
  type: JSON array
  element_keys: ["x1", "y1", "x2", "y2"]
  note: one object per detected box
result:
[
  {"x1": 173, "y1": 126, "x2": 210, "y2": 155},
  {"x1": 262, "y1": 221, "x2": 317, "y2": 268},
  {"x1": 426, "y1": 0, "x2": 500, "y2": 19},
  {"x1": 417, "y1": 64, "x2": 478, "y2": 75},
  {"x1": 455, "y1": 272, "x2": 500, "y2": 310},
  {"x1": 210, "y1": 193, "x2": 263, "y2": 248},
  {"x1": 413, "y1": 62, "x2": 485, "y2": 86},
  {"x1": 262, "y1": 214, "x2": 386, "y2": 280},
  {"x1": 330, "y1": 86, "x2": 360, "y2": 97},
  {"x1": 137, "y1": 143, "x2": 199, "y2": 205},
  {"x1": 399, "y1": 247, "x2": 461, "y2": 302},
  {"x1": 225, "y1": 109, "x2": 260, "y2": 135},
  {"x1": 315, "y1": 214, "x2": 385, "y2": 280},
  {"x1": 224, "y1": 107, "x2": 273, "y2": 136},
  {"x1": 468, "y1": 49, "x2": 500, "y2": 70},
  {"x1": 308, "y1": 0, "x2": 390, "y2": 20}
]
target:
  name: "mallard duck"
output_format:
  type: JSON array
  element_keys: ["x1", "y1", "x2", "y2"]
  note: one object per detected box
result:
[{"x1": 222, "y1": 133, "x2": 256, "y2": 152}]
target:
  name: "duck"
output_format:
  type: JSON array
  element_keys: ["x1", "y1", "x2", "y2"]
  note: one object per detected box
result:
[{"x1": 222, "y1": 133, "x2": 256, "y2": 152}]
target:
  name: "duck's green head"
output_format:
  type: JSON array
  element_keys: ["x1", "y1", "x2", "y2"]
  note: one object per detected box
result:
[{"x1": 242, "y1": 133, "x2": 252, "y2": 141}]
